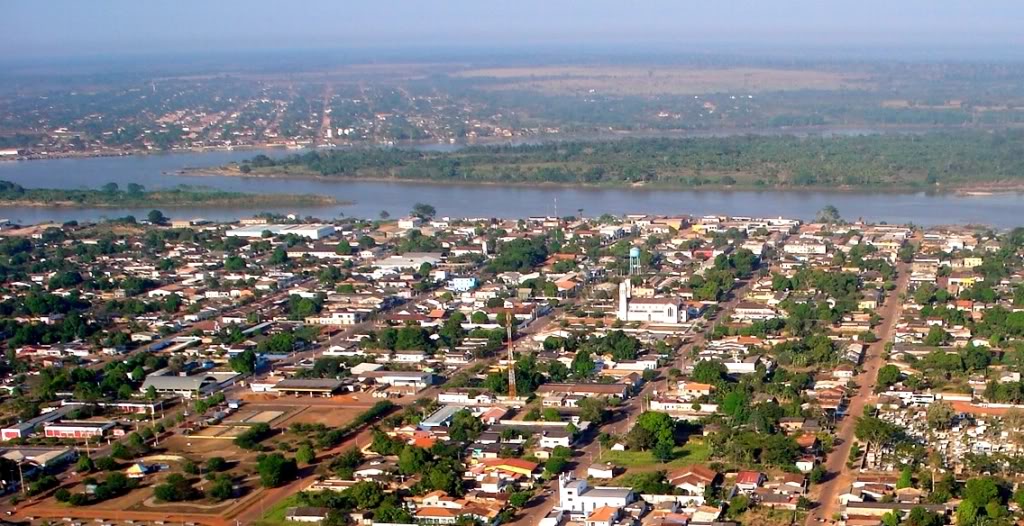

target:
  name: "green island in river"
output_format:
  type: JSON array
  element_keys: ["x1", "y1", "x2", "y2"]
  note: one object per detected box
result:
[
  {"x1": 0, "y1": 181, "x2": 338, "y2": 208},
  {"x1": 222, "y1": 131, "x2": 1024, "y2": 191}
]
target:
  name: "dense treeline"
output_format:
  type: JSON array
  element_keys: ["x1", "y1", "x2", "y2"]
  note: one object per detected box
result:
[
  {"x1": 0, "y1": 180, "x2": 332, "y2": 207},
  {"x1": 242, "y1": 131, "x2": 1024, "y2": 188}
]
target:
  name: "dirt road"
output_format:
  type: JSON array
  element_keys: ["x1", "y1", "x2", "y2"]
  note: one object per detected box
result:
[{"x1": 805, "y1": 261, "x2": 910, "y2": 524}]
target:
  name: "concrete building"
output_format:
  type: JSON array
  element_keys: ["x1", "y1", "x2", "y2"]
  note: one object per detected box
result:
[
  {"x1": 617, "y1": 280, "x2": 686, "y2": 324},
  {"x1": 363, "y1": 370, "x2": 435, "y2": 388},
  {"x1": 420, "y1": 405, "x2": 464, "y2": 430},
  {"x1": 558, "y1": 473, "x2": 635, "y2": 520},
  {"x1": 272, "y1": 378, "x2": 344, "y2": 397},
  {"x1": 304, "y1": 310, "x2": 367, "y2": 326},
  {"x1": 43, "y1": 421, "x2": 116, "y2": 440},
  {"x1": 446, "y1": 276, "x2": 479, "y2": 292},
  {"x1": 226, "y1": 224, "x2": 335, "y2": 240},
  {"x1": 1, "y1": 406, "x2": 75, "y2": 441},
  {"x1": 374, "y1": 252, "x2": 443, "y2": 271},
  {"x1": 141, "y1": 371, "x2": 238, "y2": 399}
]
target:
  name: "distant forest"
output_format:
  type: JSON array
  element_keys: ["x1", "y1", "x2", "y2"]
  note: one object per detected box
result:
[{"x1": 241, "y1": 131, "x2": 1024, "y2": 189}]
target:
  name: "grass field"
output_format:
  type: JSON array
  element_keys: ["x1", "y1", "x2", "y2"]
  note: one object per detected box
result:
[
  {"x1": 736, "y1": 506, "x2": 807, "y2": 526},
  {"x1": 600, "y1": 440, "x2": 711, "y2": 468},
  {"x1": 253, "y1": 494, "x2": 302, "y2": 526}
]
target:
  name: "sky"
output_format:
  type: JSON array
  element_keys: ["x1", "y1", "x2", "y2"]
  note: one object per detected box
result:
[{"x1": 3, "y1": 0, "x2": 1024, "y2": 60}]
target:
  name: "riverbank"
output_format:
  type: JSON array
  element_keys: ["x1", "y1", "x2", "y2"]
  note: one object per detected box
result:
[
  {"x1": 181, "y1": 165, "x2": 1024, "y2": 195},
  {"x1": 0, "y1": 182, "x2": 341, "y2": 209},
  {"x1": 2, "y1": 148, "x2": 1023, "y2": 227}
]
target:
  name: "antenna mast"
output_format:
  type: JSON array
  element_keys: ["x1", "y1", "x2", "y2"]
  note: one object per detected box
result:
[{"x1": 507, "y1": 314, "x2": 516, "y2": 399}]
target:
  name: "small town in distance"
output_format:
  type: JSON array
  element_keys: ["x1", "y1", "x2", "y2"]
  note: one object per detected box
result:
[{"x1": 0, "y1": 204, "x2": 1016, "y2": 526}]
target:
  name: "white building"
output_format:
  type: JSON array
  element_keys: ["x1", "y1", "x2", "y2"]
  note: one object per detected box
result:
[
  {"x1": 732, "y1": 302, "x2": 779, "y2": 322},
  {"x1": 558, "y1": 474, "x2": 635, "y2": 520},
  {"x1": 783, "y1": 241, "x2": 827, "y2": 255},
  {"x1": 398, "y1": 217, "x2": 423, "y2": 229},
  {"x1": 226, "y1": 224, "x2": 335, "y2": 240},
  {"x1": 374, "y1": 252, "x2": 443, "y2": 271},
  {"x1": 617, "y1": 281, "x2": 686, "y2": 324},
  {"x1": 304, "y1": 311, "x2": 367, "y2": 326}
]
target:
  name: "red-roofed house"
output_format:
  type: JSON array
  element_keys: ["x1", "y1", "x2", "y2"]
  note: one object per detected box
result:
[
  {"x1": 586, "y1": 506, "x2": 620, "y2": 526},
  {"x1": 735, "y1": 471, "x2": 765, "y2": 493}
]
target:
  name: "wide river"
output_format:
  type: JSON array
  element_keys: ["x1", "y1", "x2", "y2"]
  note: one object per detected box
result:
[{"x1": 0, "y1": 149, "x2": 1022, "y2": 228}]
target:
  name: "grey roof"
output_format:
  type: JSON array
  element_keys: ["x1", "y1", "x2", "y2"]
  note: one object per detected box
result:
[
  {"x1": 142, "y1": 374, "x2": 220, "y2": 392},
  {"x1": 582, "y1": 486, "x2": 633, "y2": 499},
  {"x1": 365, "y1": 370, "x2": 431, "y2": 379},
  {"x1": 273, "y1": 378, "x2": 343, "y2": 391},
  {"x1": 421, "y1": 405, "x2": 464, "y2": 427},
  {"x1": 845, "y1": 502, "x2": 949, "y2": 512}
]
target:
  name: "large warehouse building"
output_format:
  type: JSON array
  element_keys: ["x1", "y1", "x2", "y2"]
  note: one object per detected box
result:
[{"x1": 226, "y1": 224, "x2": 336, "y2": 240}]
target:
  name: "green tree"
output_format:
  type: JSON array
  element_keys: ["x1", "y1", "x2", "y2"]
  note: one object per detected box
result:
[
  {"x1": 206, "y1": 457, "x2": 227, "y2": 472},
  {"x1": 347, "y1": 480, "x2": 386, "y2": 509},
  {"x1": 963, "y1": 477, "x2": 1001, "y2": 507},
  {"x1": 571, "y1": 349, "x2": 595, "y2": 379},
  {"x1": 924, "y1": 326, "x2": 950, "y2": 346},
  {"x1": 816, "y1": 205, "x2": 842, "y2": 224},
  {"x1": 229, "y1": 349, "x2": 258, "y2": 375},
  {"x1": 76, "y1": 455, "x2": 95, "y2": 473},
  {"x1": 224, "y1": 255, "x2": 246, "y2": 271},
  {"x1": 153, "y1": 473, "x2": 199, "y2": 502},
  {"x1": 876, "y1": 365, "x2": 901, "y2": 391},
  {"x1": 147, "y1": 210, "x2": 167, "y2": 225},
  {"x1": 296, "y1": 443, "x2": 316, "y2": 465},
  {"x1": 269, "y1": 247, "x2": 288, "y2": 265},
  {"x1": 926, "y1": 401, "x2": 955, "y2": 430},
  {"x1": 957, "y1": 500, "x2": 978, "y2": 526},
  {"x1": 411, "y1": 202, "x2": 437, "y2": 220},
  {"x1": 335, "y1": 240, "x2": 353, "y2": 255},
  {"x1": 257, "y1": 453, "x2": 297, "y2": 488},
  {"x1": 398, "y1": 445, "x2": 430, "y2": 475},
  {"x1": 509, "y1": 491, "x2": 531, "y2": 508},
  {"x1": 207, "y1": 476, "x2": 234, "y2": 501},
  {"x1": 897, "y1": 467, "x2": 913, "y2": 489},
  {"x1": 692, "y1": 360, "x2": 727, "y2": 384}
]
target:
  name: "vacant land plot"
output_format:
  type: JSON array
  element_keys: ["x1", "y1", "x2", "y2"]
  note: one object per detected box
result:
[
  {"x1": 191, "y1": 425, "x2": 248, "y2": 439},
  {"x1": 161, "y1": 433, "x2": 246, "y2": 459},
  {"x1": 280, "y1": 405, "x2": 364, "y2": 429},
  {"x1": 455, "y1": 65, "x2": 872, "y2": 95},
  {"x1": 601, "y1": 440, "x2": 711, "y2": 468},
  {"x1": 226, "y1": 408, "x2": 286, "y2": 425}
]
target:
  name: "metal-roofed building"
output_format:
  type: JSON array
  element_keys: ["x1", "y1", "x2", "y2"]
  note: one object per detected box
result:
[
  {"x1": 141, "y1": 372, "x2": 238, "y2": 399},
  {"x1": 272, "y1": 378, "x2": 344, "y2": 397},
  {"x1": 226, "y1": 224, "x2": 335, "y2": 240},
  {"x1": 419, "y1": 405, "x2": 464, "y2": 429}
]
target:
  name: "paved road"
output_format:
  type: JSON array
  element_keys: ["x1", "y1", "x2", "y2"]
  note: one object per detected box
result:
[
  {"x1": 805, "y1": 261, "x2": 910, "y2": 525},
  {"x1": 505, "y1": 275, "x2": 759, "y2": 526}
]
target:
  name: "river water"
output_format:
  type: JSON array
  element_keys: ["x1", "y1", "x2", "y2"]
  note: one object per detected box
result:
[{"x1": 0, "y1": 149, "x2": 1022, "y2": 228}]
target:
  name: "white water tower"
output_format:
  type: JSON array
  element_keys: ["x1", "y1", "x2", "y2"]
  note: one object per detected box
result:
[{"x1": 629, "y1": 246, "x2": 641, "y2": 276}]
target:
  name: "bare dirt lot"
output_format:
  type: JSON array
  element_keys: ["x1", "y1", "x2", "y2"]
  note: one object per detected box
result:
[
  {"x1": 281, "y1": 405, "x2": 364, "y2": 428},
  {"x1": 454, "y1": 65, "x2": 872, "y2": 95}
]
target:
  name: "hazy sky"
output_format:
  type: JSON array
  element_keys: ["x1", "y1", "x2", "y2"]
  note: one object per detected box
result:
[{"x1": 4, "y1": 0, "x2": 1024, "y2": 59}]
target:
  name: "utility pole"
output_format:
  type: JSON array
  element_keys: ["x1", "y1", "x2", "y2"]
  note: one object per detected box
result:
[
  {"x1": 507, "y1": 314, "x2": 516, "y2": 400},
  {"x1": 18, "y1": 462, "x2": 25, "y2": 496}
]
